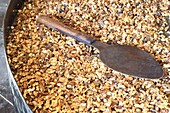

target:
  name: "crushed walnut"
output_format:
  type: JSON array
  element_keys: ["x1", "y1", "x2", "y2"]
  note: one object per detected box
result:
[{"x1": 7, "y1": 0, "x2": 170, "y2": 112}]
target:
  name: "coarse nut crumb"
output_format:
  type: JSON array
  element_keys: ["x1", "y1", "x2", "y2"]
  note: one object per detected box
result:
[{"x1": 7, "y1": 0, "x2": 170, "y2": 112}]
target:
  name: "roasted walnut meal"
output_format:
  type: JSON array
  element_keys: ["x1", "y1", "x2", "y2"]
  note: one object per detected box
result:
[{"x1": 7, "y1": 0, "x2": 170, "y2": 112}]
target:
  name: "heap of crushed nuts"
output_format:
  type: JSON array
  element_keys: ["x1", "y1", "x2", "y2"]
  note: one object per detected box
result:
[{"x1": 7, "y1": 0, "x2": 170, "y2": 112}]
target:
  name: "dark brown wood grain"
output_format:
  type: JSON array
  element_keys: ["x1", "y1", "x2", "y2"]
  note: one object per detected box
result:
[{"x1": 38, "y1": 15, "x2": 96, "y2": 45}]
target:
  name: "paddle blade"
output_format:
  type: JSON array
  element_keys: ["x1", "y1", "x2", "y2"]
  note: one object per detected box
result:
[{"x1": 99, "y1": 45, "x2": 164, "y2": 79}]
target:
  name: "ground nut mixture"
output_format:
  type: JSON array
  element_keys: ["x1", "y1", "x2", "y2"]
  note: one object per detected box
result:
[{"x1": 7, "y1": 0, "x2": 170, "y2": 112}]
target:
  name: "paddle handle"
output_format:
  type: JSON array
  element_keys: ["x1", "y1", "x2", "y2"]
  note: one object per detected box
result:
[{"x1": 38, "y1": 15, "x2": 96, "y2": 45}]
